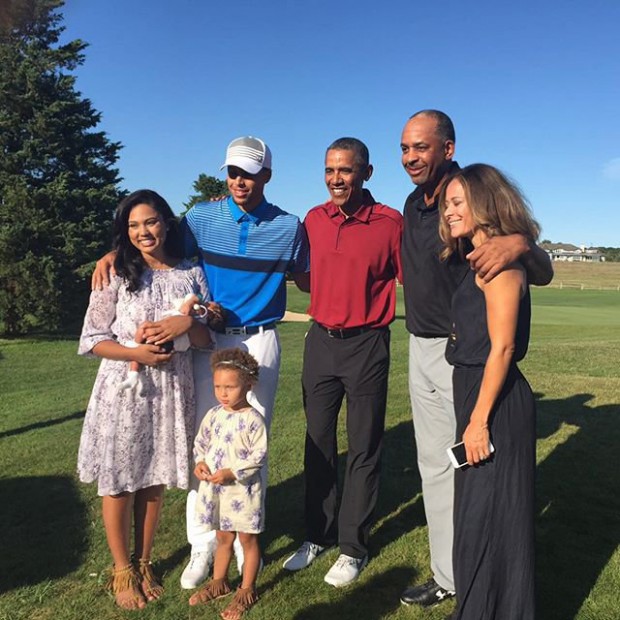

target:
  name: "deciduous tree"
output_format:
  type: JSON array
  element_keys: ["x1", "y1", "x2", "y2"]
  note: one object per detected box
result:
[{"x1": 182, "y1": 174, "x2": 228, "y2": 215}]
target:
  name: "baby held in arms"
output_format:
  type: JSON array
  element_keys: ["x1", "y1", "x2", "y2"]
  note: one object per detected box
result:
[{"x1": 119, "y1": 294, "x2": 226, "y2": 393}]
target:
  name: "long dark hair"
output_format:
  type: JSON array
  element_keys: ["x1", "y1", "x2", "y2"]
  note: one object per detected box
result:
[{"x1": 112, "y1": 189, "x2": 184, "y2": 291}]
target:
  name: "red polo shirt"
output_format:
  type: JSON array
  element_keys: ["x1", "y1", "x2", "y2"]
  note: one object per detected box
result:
[{"x1": 304, "y1": 191, "x2": 403, "y2": 329}]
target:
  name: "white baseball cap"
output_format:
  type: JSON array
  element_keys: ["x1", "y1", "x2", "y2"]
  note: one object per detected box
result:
[{"x1": 220, "y1": 136, "x2": 272, "y2": 175}]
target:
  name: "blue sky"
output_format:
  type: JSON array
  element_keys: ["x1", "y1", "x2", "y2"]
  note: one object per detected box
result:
[{"x1": 61, "y1": 0, "x2": 620, "y2": 247}]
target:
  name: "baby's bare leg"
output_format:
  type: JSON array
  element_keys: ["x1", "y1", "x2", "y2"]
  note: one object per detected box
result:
[
  {"x1": 129, "y1": 325, "x2": 147, "y2": 373},
  {"x1": 118, "y1": 325, "x2": 145, "y2": 390}
]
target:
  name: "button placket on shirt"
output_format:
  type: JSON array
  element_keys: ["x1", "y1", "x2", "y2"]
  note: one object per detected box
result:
[
  {"x1": 334, "y1": 214, "x2": 358, "y2": 252},
  {"x1": 238, "y1": 215, "x2": 250, "y2": 255}
]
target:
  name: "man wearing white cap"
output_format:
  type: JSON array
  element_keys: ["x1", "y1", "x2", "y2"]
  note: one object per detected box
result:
[
  {"x1": 183, "y1": 136, "x2": 310, "y2": 588},
  {"x1": 92, "y1": 136, "x2": 310, "y2": 588}
]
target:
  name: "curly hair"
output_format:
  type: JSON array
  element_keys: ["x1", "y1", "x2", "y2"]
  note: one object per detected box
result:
[
  {"x1": 112, "y1": 189, "x2": 184, "y2": 292},
  {"x1": 210, "y1": 348, "x2": 259, "y2": 384},
  {"x1": 439, "y1": 163, "x2": 540, "y2": 261}
]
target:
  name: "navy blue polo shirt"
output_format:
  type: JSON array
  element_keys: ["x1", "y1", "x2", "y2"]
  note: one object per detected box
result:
[{"x1": 401, "y1": 162, "x2": 468, "y2": 337}]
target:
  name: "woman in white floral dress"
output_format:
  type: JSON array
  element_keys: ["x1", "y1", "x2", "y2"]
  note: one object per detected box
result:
[{"x1": 78, "y1": 189, "x2": 211, "y2": 610}]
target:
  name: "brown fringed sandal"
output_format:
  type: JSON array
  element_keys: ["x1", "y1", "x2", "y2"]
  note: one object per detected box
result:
[
  {"x1": 106, "y1": 563, "x2": 145, "y2": 610},
  {"x1": 189, "y1": 577, "x2": 232, "y2": 606},
  {"x1": 220, "y1": 586, "x2": 258, "y2": 620},
  {"x1": 136, "y1": 558, "x2": 164, "y2": 601}
]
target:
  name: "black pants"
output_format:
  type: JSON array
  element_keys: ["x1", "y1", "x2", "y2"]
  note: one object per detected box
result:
[
  {"x1": 453, "y1": 365, "x2": 536, "y2": 620},
  {"x1": 301, "y1": 323, "x2": 390, "y2": 558}
]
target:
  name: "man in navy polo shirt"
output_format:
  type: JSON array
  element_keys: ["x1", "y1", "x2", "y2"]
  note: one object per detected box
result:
[
  {"x1": 283, "y1": 137, "x2": 402, "y2": 587},
  {"x1": 92, "y1": 136, "x2": 310, "y2": 589},
  {"x1": 398, "y1": 110, "x2": 552, "y2": 608}
]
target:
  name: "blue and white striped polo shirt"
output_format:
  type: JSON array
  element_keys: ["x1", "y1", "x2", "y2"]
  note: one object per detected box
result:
[{"x1": 181, "y1": 197, "x2": 309, "y2": 327}]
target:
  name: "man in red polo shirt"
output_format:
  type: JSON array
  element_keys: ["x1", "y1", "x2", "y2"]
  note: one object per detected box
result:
[{"x1": 283, "y1": 137, "x2": 402, "y2": 587}]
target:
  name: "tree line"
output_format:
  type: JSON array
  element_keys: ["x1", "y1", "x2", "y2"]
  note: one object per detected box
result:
[
  {"x1": 0, "y1": 0, "x2": 227, "y2": 335},
  {"x1": 598, "y1": 248, "x2": 620, "y2": 262}
]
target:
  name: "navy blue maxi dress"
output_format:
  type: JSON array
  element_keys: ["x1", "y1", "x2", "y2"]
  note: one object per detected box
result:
[{"x1": 446, "y1": 269, "x2": 536, "y2": 620}]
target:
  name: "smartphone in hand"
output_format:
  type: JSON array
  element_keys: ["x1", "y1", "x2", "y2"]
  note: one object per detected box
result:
[{"x1": 447, "y1": 441, "x2": 495, "y2": 469}]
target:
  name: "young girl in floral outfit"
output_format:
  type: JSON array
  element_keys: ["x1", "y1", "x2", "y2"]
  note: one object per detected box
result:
[{"x1": 189, "y1": 348, "x2": 267, "y2": 620}]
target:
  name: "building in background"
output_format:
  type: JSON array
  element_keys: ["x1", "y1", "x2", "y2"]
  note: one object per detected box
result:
[{"x1": 540, "y1": 243, "x2": 605, "y2": 262}]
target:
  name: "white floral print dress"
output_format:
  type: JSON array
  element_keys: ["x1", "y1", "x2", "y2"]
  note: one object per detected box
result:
[
  {"x1": 77, "y1": 260, "x2": 208, "y2": 496},
  {"x1": 194, "y1": 405, "x2": 267, "y2": 533}
]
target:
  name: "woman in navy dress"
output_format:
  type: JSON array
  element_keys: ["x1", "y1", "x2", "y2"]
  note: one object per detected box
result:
[{"x1": 439, "y1": 164, "x2": 540, "y2": 620}]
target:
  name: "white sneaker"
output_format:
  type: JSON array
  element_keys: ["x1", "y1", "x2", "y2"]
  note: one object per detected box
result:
[
  {"x1": 323, "y1": 554, "x2": 368, "y2": 587},
  {"x1": 236, "y1": 555, "x2": 264, "y2": 577},
  {"x1": 282, "y1": 541, "x2": 326, "y2": 571},
  {"x1": 234, "y1": 537, "x2": 244, "y2": 575},
  {"x1": 180, "y1": 547, "x2": 214, "y2": 589}
]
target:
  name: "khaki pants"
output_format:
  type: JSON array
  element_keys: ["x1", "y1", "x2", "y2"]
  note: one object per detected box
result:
[{"x1": 408, "y1": 334, "x2": 456, "y2": 592}]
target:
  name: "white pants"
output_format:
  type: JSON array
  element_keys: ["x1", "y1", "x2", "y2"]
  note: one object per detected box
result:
[
  {"x1": 187, "y1": 327, "x2": 281, "y2": 550},
  {"x1": 408, "y1": 334, "x2": 456, "y2": 591}
]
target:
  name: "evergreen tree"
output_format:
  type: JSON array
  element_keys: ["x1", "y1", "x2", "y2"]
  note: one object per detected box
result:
[
  {"x1": 182, "y1": 173, "x2": 228, "y2": 214},
  {"x1": 0, "y1": 0, "x2": 123, "y2": 334}
]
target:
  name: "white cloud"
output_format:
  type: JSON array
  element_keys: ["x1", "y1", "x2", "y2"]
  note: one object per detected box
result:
[{"x1": 603, "y1": 158, "x2": 620, "y2": 180}]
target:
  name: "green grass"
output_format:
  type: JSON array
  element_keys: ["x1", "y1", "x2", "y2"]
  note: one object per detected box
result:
[{"x1": 1, "y1": 283, "x2": 619, "y2": 619}]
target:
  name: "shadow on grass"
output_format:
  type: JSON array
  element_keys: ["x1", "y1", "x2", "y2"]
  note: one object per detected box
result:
[
  {"x1": 157, "y1": 543, "x2": 191, "y2": 578},
  {"x1": 0, "y1": 475, "x2": 88, "y2": 594},
  {"x1": 262, "y1": 391, "x2": 620, "y2": 619},
  {"x1": 262, "y1": 420, "x2": 424, "y2": 565},
  {"x1": 290, "y1": 566, "x2": 412, "y2": 619},
  {"x1": 0, "y1": 332, "x2": 81, "y2": 343},
  {"x1": 535, "y1": 393, "x2": 620, "y2": 619},
  {"x1": 0, "y1": 410, "x2": 85, "y2": 439}
]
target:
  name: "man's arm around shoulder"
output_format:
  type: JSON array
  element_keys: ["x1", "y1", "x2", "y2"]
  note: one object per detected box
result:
[{"x1": 467, "y1": 234, "x2": 553, "y2": 285}]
